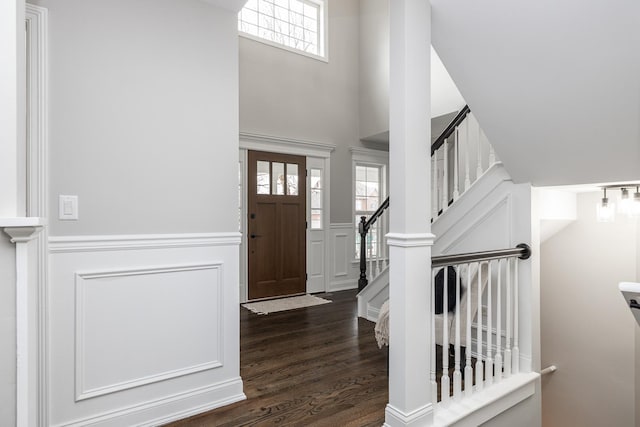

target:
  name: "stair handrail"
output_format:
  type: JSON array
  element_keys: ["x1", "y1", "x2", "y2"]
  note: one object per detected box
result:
[
  {"x1": 358, "y1": 196, "x2": 390, "y2": 291},
  {"x1": 359, "y1": 105, "x2": 475, "y2": 292},
  {"x1": 431, "y1": 243, "x2": 531, "y2": 268},
  {"x1": 431, "y1": 104, "x2": 470, "y2": 155}
]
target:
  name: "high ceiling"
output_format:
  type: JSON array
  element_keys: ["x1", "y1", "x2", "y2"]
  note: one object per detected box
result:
[{"x1": 431, "y1": 0, "x2": 640, "y2": 185}]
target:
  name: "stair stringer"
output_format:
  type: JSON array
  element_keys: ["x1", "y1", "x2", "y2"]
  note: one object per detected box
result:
[
  {"x1": 433, "y1": 163, "x2": 521, "y2": 256},
  {"x1": 356, "y1": 266, "x2": 389, "y2": 322}
]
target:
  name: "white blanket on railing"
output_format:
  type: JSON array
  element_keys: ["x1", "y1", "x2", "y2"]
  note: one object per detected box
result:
[{"x1": 375, "y1": 300, "x2": 390, "y2": 348}]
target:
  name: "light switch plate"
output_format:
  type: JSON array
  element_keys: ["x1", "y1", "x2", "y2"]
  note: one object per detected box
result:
[{"x1": 59, "y1": 195, "x2": 78, "y2": 220}]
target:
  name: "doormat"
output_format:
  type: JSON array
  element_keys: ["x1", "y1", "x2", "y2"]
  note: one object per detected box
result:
[{"x1": 242, "y1": 294, "x2": 332, "y2": 315}]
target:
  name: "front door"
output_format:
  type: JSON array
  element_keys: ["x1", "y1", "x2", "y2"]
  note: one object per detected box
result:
[{"x1": 248, "y1": 150, "x2": 307, "y2": 300}]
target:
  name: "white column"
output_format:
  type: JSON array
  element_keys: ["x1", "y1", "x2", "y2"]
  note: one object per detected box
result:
[
  {"x1": 0, "y1": 0, "x2": 26, "y2": 217},
  {"x1": 386, "y1": 0, "x2": 433, "y2": 425},
  {"x1": 2, "y1": 219, "x2": 45, "y2": 427}
]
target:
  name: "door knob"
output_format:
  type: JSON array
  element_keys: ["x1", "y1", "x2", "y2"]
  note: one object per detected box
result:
[{"x1": 250, "y1": 234, "x2": 262, "y2": 239}]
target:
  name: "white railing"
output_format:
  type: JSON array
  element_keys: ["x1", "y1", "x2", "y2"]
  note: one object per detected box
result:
[
  {"x1": 432, "y1": 108, "x2": 499, "y2": 221},
  {"x1": 430, "y1": 246, "x2": 529, "y2": 410}
]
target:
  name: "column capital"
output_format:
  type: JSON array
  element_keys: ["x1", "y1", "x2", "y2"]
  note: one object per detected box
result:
[{"x1": 386, "y1": 233, "x2": 435, "y2": 248}]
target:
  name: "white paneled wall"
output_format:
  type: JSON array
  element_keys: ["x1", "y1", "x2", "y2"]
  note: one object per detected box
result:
[
  {"x1": 48, "y1": 233, "x2": 244, "y2": 427},
  {"x1": 329, "y1": 223, "x2": 360, "y2": 292}
]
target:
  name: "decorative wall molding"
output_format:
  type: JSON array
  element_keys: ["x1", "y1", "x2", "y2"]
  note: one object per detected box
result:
[
  {"x1": 1, "y1": 218, "x2": 46, "y2": 427},
  {"x1": 349, "y1": 146, "x2": 389, "y2": 163},
  {"x1": 49, "y1": 232, "x2": 242, "y2": 253},
  {"x1": 386, "y1": 233, "x2": 436, "y2": 248},
  {"x1": 74, "y1": 263, "x2": 224, "y2": 401},
  {"x1": 53, "y1": 378, "x2": 245, "y2": 427},
  {"x1": 49, "y1": 234, "x2": 241, "y2": 425},
  {"x1": 25, "y1": 5, "x2": 50, "y2": 424},
  {"x1": 240, "y1": 132, "x2": 336, "y2": 158},
  {"x1": 329, "y1": 223, "x2": 358, "y2": 292}
]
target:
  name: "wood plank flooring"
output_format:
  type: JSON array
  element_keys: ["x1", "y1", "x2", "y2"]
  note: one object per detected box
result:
[{"x1": 165, "y1": 290, "x2": 388, "y2": 427}]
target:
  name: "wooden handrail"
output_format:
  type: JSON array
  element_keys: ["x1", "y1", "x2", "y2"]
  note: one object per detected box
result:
[{"x1": 431, "y1": 105, "x2": 470, "y2": 155}]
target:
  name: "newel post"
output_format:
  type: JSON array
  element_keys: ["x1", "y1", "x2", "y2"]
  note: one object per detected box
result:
[
  {"x1": 385, "y1": 0, "x2": 434, "y2": 426},
  {"x1": 358, "y1": 216, "x2": 368, "y2": 291}
]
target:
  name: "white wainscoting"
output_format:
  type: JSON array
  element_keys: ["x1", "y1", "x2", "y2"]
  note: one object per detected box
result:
[
  {"x1": 329, "y1": 224, "x2": 359, "y2": 292},
  {"x1": 48, "y1": 233, "x2": 244, "y2": 427}
]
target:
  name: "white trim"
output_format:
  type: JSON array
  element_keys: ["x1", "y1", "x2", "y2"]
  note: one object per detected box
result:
[
  {"x1": 350, "y1": 146, "x2": 390, "y2": 163},
  {"x1": 433, "y1": 372, "x2": 539, "y2": 426},
  {"x1": 239, "y1": 139, "x2": 333, "y2": 299},
  {"x1": 239, "y1": 132, "x2": 336, "y2": 158},
  {"x1": 386, "y1": 233, "x2": 436, "y2": 248},
  {"x1": 0, "y1": 217, "x2": 46, "y2": 228},
  {"x1": 52, "y1": 378, "x2": 246, "y2": 427},
  {"x1": 74, "y1": 263, "x2": 224, "y2": 401},
  {"x1": 384, "y1": 403, "x2": 434, "y2": 427},
  {"x1": 328, "y1": 278, "x2": 358, "y2": 292},
  {"x1": 1, "y1": 223, "x2": 45, "y2": 427},
  {"x1": 48, "y1": 232, "x2": 242, "y2": 253},
  {"x1": 25, "y1": 5, "x2": 49, "y2": 425}
]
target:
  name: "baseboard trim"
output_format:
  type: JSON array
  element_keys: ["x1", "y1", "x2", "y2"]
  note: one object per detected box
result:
[
  {"x1": 53, "y1": 378, "x2": 245, "y2": 427},
  {"x1": 384, "y1": 403, "x2": 434, "y2": 426},
  {"x1": 329, "y1": 279, "x2": 358, "y2": 292},
  {"x1": 366, "y1": 305, "x2": 380, "y2": 322}
]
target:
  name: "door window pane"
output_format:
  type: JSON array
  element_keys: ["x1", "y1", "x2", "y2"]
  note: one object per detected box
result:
[
  {"x1": 310, "y1": 168, "x2": 322, "y2": 229},
  {"x1": 287, "y1": 163, "x2": 298, "y2": 195},
  {"x1": 272, "y1": 162, "x2": 285, "y2": 195},
  {"x1": 257, "y1": 161, "x2": 270, "y2": 194}
]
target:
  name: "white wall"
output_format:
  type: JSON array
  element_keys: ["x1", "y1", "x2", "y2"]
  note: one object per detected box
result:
[
  {"x1": 358, "y1": 0, "x2": 389, "y2": 141},
  {"x1": 31, "y1": 0, "x2": 239, "y2": 236},
  {"x1": 541, "y1": 191, "x2": 637, "y2": 426},
  {"x1": 239, "y1": 0, "x2": 362, "y2": 223},
  {"x1": 358, "y1": 0, "x2": 465, "y2": 142},
  {"x1": 25, "y1": 0, "x2": 244, "y2": 424},
  {"x1": 0, "y1": 239, "x2": 16, "y2": 426}
]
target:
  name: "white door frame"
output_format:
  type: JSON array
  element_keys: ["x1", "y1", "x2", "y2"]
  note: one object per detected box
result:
[
  {"x1": 239, "y1": 133, "x2": 335, "y2": 302},
  {"x1": 25, "y1": 4, "x2": 49, "y2": 426}
]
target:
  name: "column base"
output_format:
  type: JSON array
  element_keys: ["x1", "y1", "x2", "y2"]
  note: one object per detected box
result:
[{"x1": 384, "y1": 403, "x2": 434, "y2": 427}]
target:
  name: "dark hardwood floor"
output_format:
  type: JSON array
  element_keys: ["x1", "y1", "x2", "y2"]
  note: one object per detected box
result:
[{"x1": 166, "y1": 290, "x2": 388, "y2": 427}]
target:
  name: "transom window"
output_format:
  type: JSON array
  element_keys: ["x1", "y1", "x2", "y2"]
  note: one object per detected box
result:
[{"x1": 238, "y1": 0, "x2": 326, "y2": 59}]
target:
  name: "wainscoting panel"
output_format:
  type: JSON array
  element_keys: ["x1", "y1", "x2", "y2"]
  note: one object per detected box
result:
[
  {"x1": 48, "y1": 233, "x2": 244, "y2": 427},
  {"x1": 329, "y1": 224, "x2": 359, "y2": 291},
  {"x1": 75, "y1": 264, "x2": 223, "y2": 401}
]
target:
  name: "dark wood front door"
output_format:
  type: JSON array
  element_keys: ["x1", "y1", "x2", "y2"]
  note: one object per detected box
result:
[{"x1": 248, "y1": 150, "x2": 306, "y2": 300}]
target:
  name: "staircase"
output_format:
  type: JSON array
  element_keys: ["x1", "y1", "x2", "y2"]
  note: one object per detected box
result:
[
  {"x1": 357, "y1": 105, "x2": 503, "y2": 319},
  {"x1": 356, "y1": 105, "x2": 539, "y2": 425}
]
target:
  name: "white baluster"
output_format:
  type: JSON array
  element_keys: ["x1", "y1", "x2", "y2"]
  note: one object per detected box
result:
[
  {"x1": 453, "y1": 265, "x2": 462, "y2": 399},
  {"x1": 485, "y1": 261, "x2": 493, "y2": 387},
  {"x1": 441, "y1": 267, "x2": 450, "y2": 405},
  {"x1": 464, "y1": 117, "x2": 471, "y2": 191},
  {"x1": 453, "y1": 128, "x2": 460, "y2": 201},
  {"x1": 495, "y1": 259, "x2": 503, "y2": 383},
  {"x1": 475, "y1": 115, "x2": 483, "y2": 179},
  {"x1": 504, "y1": 258, "x2": 512, "y2": 378},
  {"x1": 432, "y1": 153, "x2": 438, "y2": 220},
  {"x1": 442, "y1": 140, "x2": 449, "y2": 212},
  {"x1": 464, "y1": 263, "x2": 473, "y2": 397},
  {"x1": 431, "y1": 268, "x2": 438, "y2": 408},
  {"x1": 375, "y1": 223, "x2": 381, "y2": 276},
  {"x1": 475, "y1": 262, "x2": 483, "y2": 392},
  {"x1": 513, "y1": 259, "x2": 520, "y2": 374}
]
